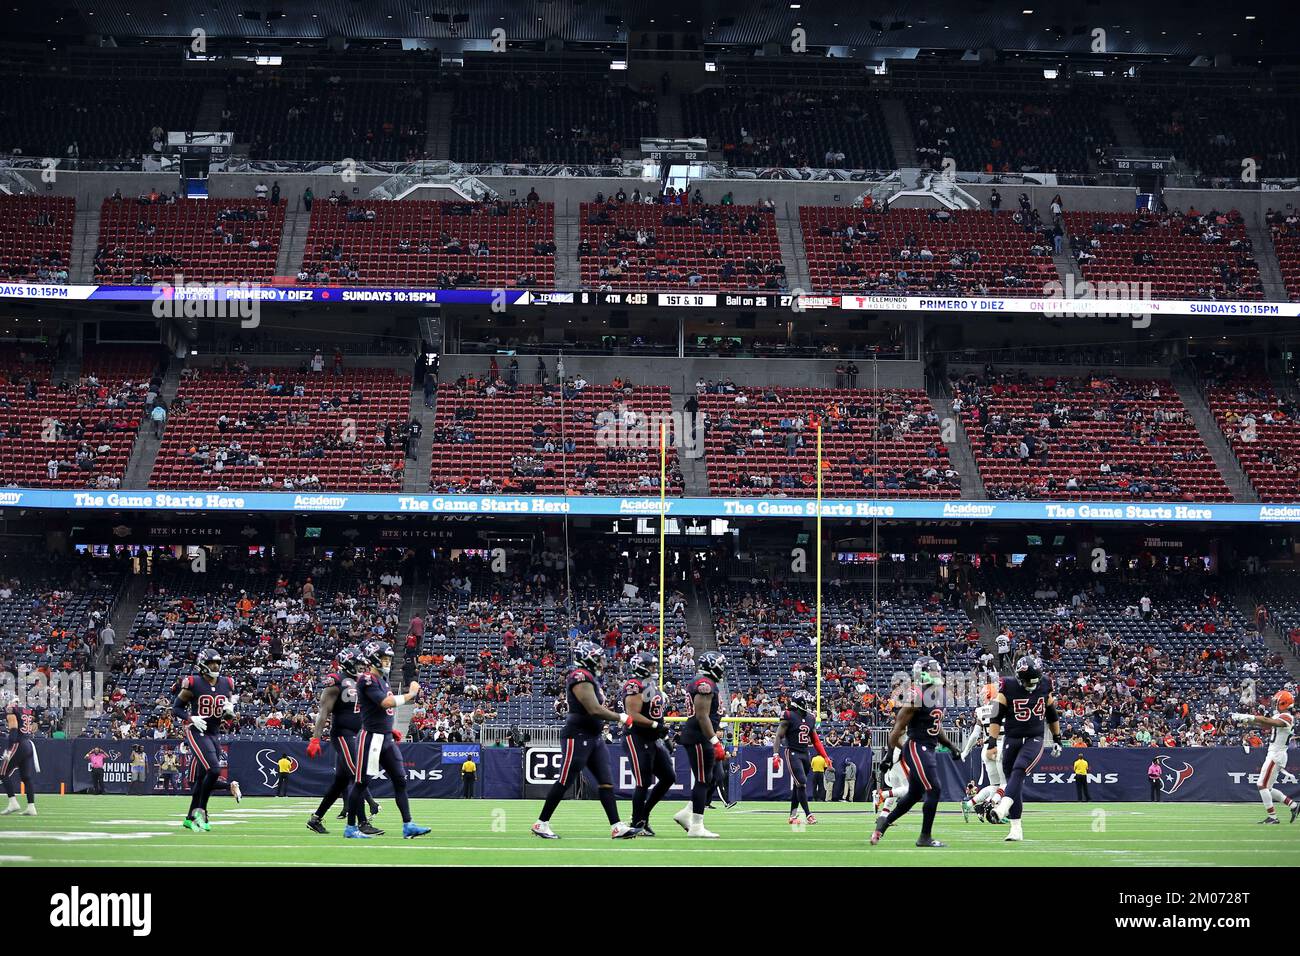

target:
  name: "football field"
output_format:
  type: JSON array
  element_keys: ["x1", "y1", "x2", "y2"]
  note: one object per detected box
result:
[{"x1": 2, "y1": 796, "x2": 1299, "y2": 866}]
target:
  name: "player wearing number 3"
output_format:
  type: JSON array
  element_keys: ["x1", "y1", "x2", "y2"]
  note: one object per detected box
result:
[{"x1": 986, "y1": 655, "x2": 1063, "y2": 842}]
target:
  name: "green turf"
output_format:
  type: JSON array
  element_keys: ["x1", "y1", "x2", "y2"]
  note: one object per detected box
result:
[{"x1": 2, "y1": 796, "x2": 1298, "y2": 866}]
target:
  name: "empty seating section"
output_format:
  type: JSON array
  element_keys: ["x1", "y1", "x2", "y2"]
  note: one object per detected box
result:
[
  {"x1": 226, "y1": 76, "x2": 427, "y2": 162},
  {"x1": 698, "y1": 386, "x2": 958, "y2": 497},
  {"x1": 0, "y1": 195, "x2": 74, "y2": 283},
  {"x1": 300, "y1": 200, "x2": 554, "y2": 288},
  {"x1": 1123, "y1": 94, "x2": 1300, "y2": 180},
  {"x1": 579, "y1": 203, "x2": 784, "y2": 291},
  {"x1": 450, "y1": 77, "x2": 657, "y2": 164},
  {"x1": 95, "y1": 198, "x2": 285, "y2": 286},
  {"x1": 0, "y1": 75, "x2": 203, "y2": 160},
  {"x1": 681, "y1": 87, "x2": 894, "y2": 169},
  {"x1": 428, "y1": 383, "x2": 683, "y2": 495},
  {"x1": 0, "y1": 345, "x2": 138, "y2": 488},
  {"x1": 1064, "y1": 210, "x2": 1261, "y2": 300},
  {"x1": 1268, "y1": 211, "x2": 1300, "y2": 302},
  {"x1": 149, "y1": 365, "x2": 412, "y2": 491},
  {"x1": 908, "y1": 93, "x2": 1111, "y2": 174},
  {"x1": 800, "y1": 207, "x2": 1057, "y2": 296},
  {"x1": 990, "y1": 573, "x2": 1289, "y2": 744},
  {"x1": 1203, "y1": 373, "x2": 1300, "y2": 502},
  {"x1": 952, "y1": 373, "x2": 1232, "y2": 501},
  {"x1": 714, "y1": 581, "x2": 981, "y2": 731}
]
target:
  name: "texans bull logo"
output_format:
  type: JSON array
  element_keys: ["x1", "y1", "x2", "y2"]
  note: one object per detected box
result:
[
  {"x1": 254, "y1": 749, "x2": 298, "y2": 788},
  {"x1": 1155, "y1": 755, "x2": 1194, "y2": 794},
  {"x1": 734, "y1": 760, "x2": 757, "y2": 786}
]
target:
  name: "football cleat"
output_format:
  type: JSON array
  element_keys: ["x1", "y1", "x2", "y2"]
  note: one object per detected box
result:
[
  {"x1": 789, "y1": 814, "x2": 800, "y2": 825},
  {"x1": 870, "y1": 813, "x2": 889, "y2": 845},
  {"x1": 402, "y1": 822, "x2": 431, "y2": 839},
  {"x1": 344, "y1": 825, "x2": 371, "y2": 839},
  {"x1": 915, "y1": 836, "x2": 947, "y2": 848},
  {"x1": 673, "y1": 805, "x2": 692, "y2": 832},
  {"x1": 21, "y1": 805, "x2": 35, "y2": 817},
  {"x1": 806, "y1": 813, "x2": 818, "y2": 825},
  {"x1": 1291, "y1": 804, "x2": 1299, "y2": 824},
  {"x1": 637, "y1": 822, "x2": 656, "y2": 837},
  {"x1": 1005, "y1": 820, "x2": 1024, "y2": 841},
  {"x1": 687, "y1": 823, "x2": 719, "y2": 839},
  {"x1": 182, "y1": 816, "x2": 199, "y2": 832},
  {"x1": 230, "y1": 780, "x2": 242, "y2": 803},
  {"x1": 1260, "y1": 816, "x2": 1281, "y2": 824},
  {"x1": 337, "y1": 809, "x2": 348, "y2": 820},
  {"x1": 359, "y1": 821, "x2": 384, "y2": 836},
  {"x1": 195, "y1": 809, "x2": 211, "y2": 832},
  {"x1": 612, "y1": 822, "x2": 642, "y2": 839},
  {"x1": 723, "y1": 799, "x2": 737, "y2": 809},
  {"x1": 1, "y1": 798, "x2": 19, "y2": 815},
  {"x1": 306, "y1": 815, "x2": 329, "y2": 835},
  {"x1": 531, "y1": 821, "x2": 559, "y2": 840}
]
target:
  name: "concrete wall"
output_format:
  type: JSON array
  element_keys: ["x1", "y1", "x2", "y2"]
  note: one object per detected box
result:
[
  {"x1": 439, "y1": 353, "x2": 923, "y2": 396},
  {"x1": 21, "y1": 168, "x2": 1299, "y2": 225}
]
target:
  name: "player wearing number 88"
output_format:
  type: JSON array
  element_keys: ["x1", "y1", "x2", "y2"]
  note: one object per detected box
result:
[
  {"x1": 986, "y1": 655, "x2": 1064, "y2": 841},
  {"x1": 773, "y1": 689, "x2": 830, "y2": 826},
  {"x1": 170, "y1": 648, "x2": 240, "y2": 832},
  {"x1": 870, "y1": 656, "x2": 964, "y2": 848}
]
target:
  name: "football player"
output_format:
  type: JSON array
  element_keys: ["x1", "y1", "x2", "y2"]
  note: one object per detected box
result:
[
  {"x1": 346, "y1": 640, "x2": 430, "y2": 839},
  {"x1": 1, "y1": 693, "x2": 38, "y2": 816},
  {"x1": 987, "y1": 655, "x2": 1063, "y2": 842},
  {"x1": 532, "y1": 641, "x2": 659, "y2": 840},
  {"x1": 870, "y1": 656, "x2": 964, "y2": 848},
  {"x1": 621, "y1": 651, "x2": 677, "y2": 836},
  {"x1": 1231, "y1": 689, "x2": 1299, "y2": 824},
  {"x1": 872, "y1": 745, "x2": 907, "y2": 814},
  {"x1": 671, "y1": 650, "x2": 728, "y2": 839},
  {"x1": 171, "y1": 649, "x2": 242, "y2": 832},
  {"x1": 772, "y1": 689, "x2": 831, "y2": 825},
  {"x1": 960, "y1": 699, "x2": 1007, "y2": 822},
  {"x1": 306, "y1": 647, "x2": 381, "y2": 835}
]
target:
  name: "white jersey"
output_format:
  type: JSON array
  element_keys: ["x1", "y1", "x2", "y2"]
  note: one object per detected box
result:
[
  {"x1": 1267, "y1": 710, "x2": 1294, "y2": 761},
  {"x1": 883, "y1": 746, "x2": 907, "y2": 790},
  {"x1": 995, "y1": 635, "x2": 1011, "y2": 654}
]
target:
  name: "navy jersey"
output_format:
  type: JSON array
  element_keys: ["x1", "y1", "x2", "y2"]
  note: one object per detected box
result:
[
  {"x1": 356, "y1": 671, "x2": 395, "y2": 734},
  {"x1": 563, "y1": 666, "x2": 604, "y2": 737},
  {"x1": 901, "y1": 684, "x2": 944, "y2": 743},
  {"x1": 680, "y1": 675, "x2": 721, "y2": 745},
  {"x1": 5, "y1": 701, "x2": 35, "y2": 741},
  {"x1": 782, "y1": 709, "x2": 815, "y2": 753},
  {"x1": 178, "y1": 673, "x2": 236, "y2": 737},
  {"x1": 322, "y1": 672, "x2": 362, "y2": 733},
  {"x1": 1000, "y1": 676, "x2": 1053, "y2": 738},
  {"x1": 622, "y1": 676, "x2": 668, "y2": 739}
]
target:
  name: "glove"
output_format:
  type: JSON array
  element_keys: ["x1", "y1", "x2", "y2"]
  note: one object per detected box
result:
[
  {"x1": 771, "y1": 755, "x2": 783, "y2": 773},
  {"x1": 1231, "y1": 712, "x2": 1253, "y2": 724},
  {"x1": 878, "y1": 754, "x2": 892, "y2": 779},
  {"x1": 306, "y1": 737, "x2": 322, "y2": 759},
  {"x1": 1049, "y1": 740, "x2": 1062, "y2": 758},
  {"x1": 392, "y1": 730, "x2": 403, "y2": 743},
  {"x1": 222, "y1": 699, "x2": 235, "y2": 718},
  {"x1": 188, "y1": 715, "x2": 207, "y2": 734},
  {"x1": 651, "y1": 719, "x2": 664, "y2": 731},
  {"x1": 713, "y1": 741, "x2": 727, "y2": 762},
  {"x1": 950, "y1": 748, "x2": 963, "y2": 762}
]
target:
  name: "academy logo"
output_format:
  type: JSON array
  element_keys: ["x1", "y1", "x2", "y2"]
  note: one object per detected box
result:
[
  {"x1": 254, "y1": 749, "x2": 297, "y2": 788},
  {"x1": 735, "y1": 760, "x2": 757, "y2": 786},
  {"x1": 1155, "y1": 755, "x2": 1194, "y2": 794}
]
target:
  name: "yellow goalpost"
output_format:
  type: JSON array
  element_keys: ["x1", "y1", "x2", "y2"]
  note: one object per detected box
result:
[{"x1": 654, "y1": 421, "x2": 821, "y2": 743}]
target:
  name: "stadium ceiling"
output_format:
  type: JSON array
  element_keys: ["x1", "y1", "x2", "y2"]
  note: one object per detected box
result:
[{"x1": 5, "y1": 0, "x2": 1293, "y2": 59}]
